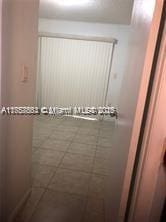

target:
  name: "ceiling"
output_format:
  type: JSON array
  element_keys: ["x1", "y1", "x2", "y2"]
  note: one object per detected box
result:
[{"x1": 39, "y1": 0, "x2": 134, "y2": 24}]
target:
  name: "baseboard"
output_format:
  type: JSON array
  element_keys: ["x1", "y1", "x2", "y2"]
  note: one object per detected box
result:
[{"x1": 8, "y1": 188, "x2": 32, "y2": 222}]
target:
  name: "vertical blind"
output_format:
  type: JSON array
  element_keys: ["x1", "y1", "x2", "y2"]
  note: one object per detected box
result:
[{"x1": 37, "y1": 36, "x2": 113, "y2": 107}]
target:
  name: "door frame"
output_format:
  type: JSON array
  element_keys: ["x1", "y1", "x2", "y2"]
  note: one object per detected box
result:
[
  {"x1": 118, "y1": 1, "x2": 164, "y2": 221},
  {"x1": 128, "y1": 8, "x2": 166, "y2": 222}
]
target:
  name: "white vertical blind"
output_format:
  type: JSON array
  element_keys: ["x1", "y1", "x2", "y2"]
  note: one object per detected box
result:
[{"x1": 37, "y1": 36, "x2": 113, "y2": 107}]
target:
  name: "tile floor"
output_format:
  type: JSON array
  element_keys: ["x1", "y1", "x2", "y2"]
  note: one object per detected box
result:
[{"x1": 15, "y1": 116, "x2": 115, "y2": 222}]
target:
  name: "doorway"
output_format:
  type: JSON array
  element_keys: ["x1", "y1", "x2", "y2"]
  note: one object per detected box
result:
[
  {"x1": 1, "y1": 1, "x2": 164, "y2": 222},
  {"x1": 16, "y1": 1, "x2": 133, "y2": 221}
]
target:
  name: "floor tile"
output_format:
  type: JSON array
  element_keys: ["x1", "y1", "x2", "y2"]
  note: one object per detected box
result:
[
  {"x1": 30, "y1": 190, "x2": 86, "y2": 222},
  {"x1": 88, "y1": 175, "x2": 106, "y2": 199},
  {"x1": 86, "y1": 197, "x2": 104, "y2": 214},
  {"x1": 15, "y1": 188, "x2": 45, "y2": 222},
  {"x1": 33, "y1": 129, "x2": 52, "y2": 137},
  {"x1": 56, "y1": 125, "x2": 79, "y2": 133},
  {"x1": 50, "y1": 131, "x2": 76, "y2": 141},
  {"x1": 32, "y1": 149, "x2": 65, "y2": 167},
  {"x1": 29, "y1": 117, "x2": 115, "y2": 222},
  {"x1": 95, "y1": 147, "x2": 112, "y2": 159},
  {"x1": 99, "y1": 130, "x2": 114, "y2": 138},
  {"x1": 83, "y1": 211, "x2": 105, "y2": 222},
  {"x1": 48, "y1": 169, "x2": 91, "y2": 195},
  {"x1": 60, "y1": 153, "x2": 94, "y2": 173},
  {"x1": 60, "y1": 122, "x2": 80, "y2": 127},
  {"x1": 93, "y1": 158, "x2": 111, "y2": 176},
  {"x1": 97, "y1": 137, "x2": 112, "y2": 148},
  {"x1": 32, "y1": 164, "x2": 55, "y2": 188},
  {"x1": 81, "y1": 122, "x2": 100, "y2": 129},
  {"x1": 68, "y1": 143, "x2": 96, "y2": 157},
  {"x1": 32, "y1": 146, "x2": 39, "y2": 153},
  {"x1": 74, "y1": 135, "x2": 98, "y2": 145},
  {"x1": 77, "y1": 128, "x2": 99, "y2": 136},
  {"x1": 32, "y1": 138, "x2": 45, "y2": 147},
  {"x1": 33, "y1": 133, "x2": 49, "y2": 140},
  {"x1": 100, "y1": 120, "x2": 114, "y2": 128},
  {"x1": 41, "y1": 139, "x2": 70, "y2": 152}
]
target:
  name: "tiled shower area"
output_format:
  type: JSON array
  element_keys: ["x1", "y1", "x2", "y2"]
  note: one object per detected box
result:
[{"x1": 16, "y1": 116, "x2": 114, "y2": 222}]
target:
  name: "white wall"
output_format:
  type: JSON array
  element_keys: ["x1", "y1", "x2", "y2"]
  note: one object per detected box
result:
[{"x1": 39, "y1": 18, "x2": 131, "y2": 107}]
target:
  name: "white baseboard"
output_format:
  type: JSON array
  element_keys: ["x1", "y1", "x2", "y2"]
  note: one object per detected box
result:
[{"x1": 8, "y1": 188, "x2": 32, "y2": 222}]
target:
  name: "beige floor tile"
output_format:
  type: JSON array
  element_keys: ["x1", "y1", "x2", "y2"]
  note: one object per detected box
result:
[
  {"x1": 48, "y1": 169, "x2": 91, "y2": 195},
  {"x1": 41, "y1": 139, "x2": 70, "y2": 152},
  {"x1": 83, "y1": 211, "x2": 105, "y2": 222},
  {"x1": 30, "y1": 117, "x2": 113, "y2": 222},
  {"x1": 30, "y1": 190, "x2": 86, "y2": 222},
  {"x1": 99, "y1": 130, "x2": 114, "y2": 138},
  {"x1": 50, "y1": 131, "x2": 76, "y2": 141},
  {"x1": 86, "y1": 197, "x2": 104, "y2": 214},
  {"x1": 80, "y1": 126, "x2": 100, "y2": 131},
  {"x1": 33, "y1": 129, "x2": 52, "y2": 137},
  {"x1": 100, "y1": 120, "x2": 114, "y2": 128},
  {"x1": 77, "y1": 128, "x2": 99, "y2": 136},
  {"x1": 56, "y1": 125, "x2": 79, "y2": 133},
  {"x1": 15, "y1": 188, "x2": 45, "y2": 222},
  {"x1": 95, "y1": 147, "x2": 112, "y2": 159},
  {"x1": 97, "y1": 137, "x2": 112, "y2": 148},
  {"x1": 32, "y1": 164, "x2": 55, "y2": 188},
  {"x1": 67, "y1": 118, "x2": 83, "y2": 125},
  {"x1": 81, "y1": 121, "x2": 100, "y2": 129},
  {"x1": 33, "y1": 133, "x2": 49, "y2": 140},
  {"x1": 74, "y1": 135, "x2": 98, "y2": 145},
  {"x1": 99, "y1": 124, "x2": 114, "y2": 130},
  {"x1": 60, "y1": 153, "x2": 94, "y2": 173},
  {"x1": 88, "y1": 175, "x2": 106, "y2": 199},
  {"x1": 32, "y1": 138, "x2": 45, "y2": 147},
  {"x1": 93, "y1": 158, "x2": 111, "y2": 176},
  {"x1": 60, "y1": 122, "x2": 80, "y2": 127},
  {"x1": 32, "y1": 146, "x2": 39, "y2": 153},
  {"x1": 68, "y1": 143, "x2": 96, "y2": 157},
  {"x1": 32, "y1": 149, "x2": 65, "y2": 166}
]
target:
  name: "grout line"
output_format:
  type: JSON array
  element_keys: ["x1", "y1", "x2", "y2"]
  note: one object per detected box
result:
[
  {"x1": 30, "y1": 117, "x2": 114, "y2": 222},
  {"x1": 44, "y1": 187, "x2": 91, "y2": 200},
  {"x1": 42, "y1": 130, "x2": 79, "y2": 190},
  {"x1": 26, "y1": 187, "x2": 47, "y2": 222},
  {"x1": 80, "y1": 130, "x2": 100, "y2": 222}
]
